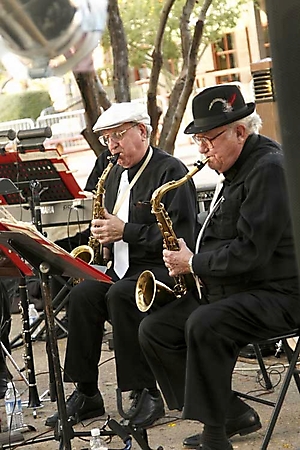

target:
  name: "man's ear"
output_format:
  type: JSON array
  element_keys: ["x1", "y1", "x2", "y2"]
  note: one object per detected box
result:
[
  {"x1": 138, "y1": 123, "x2": 147, "y2": 140},
  {"x1": 236, "y1": 125, "x2": 245, "y2": 140}
]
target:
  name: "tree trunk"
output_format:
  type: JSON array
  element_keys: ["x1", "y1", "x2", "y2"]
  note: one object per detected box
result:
[
  {"x1": 159, "y1": 0, "x2": 213, "y2": 154},
  {"x1": 74, "y1": 0, "x2": 132, "y2": 155},
  {"x1": 74, "y1": 70, "x2": 111, "y2": 156},
  {"x1": 108, "y1": 0, "x2": 131, "y2": 102},
  {"x1": 147, "y1": 0, "x2": 177, "y2": 145}
]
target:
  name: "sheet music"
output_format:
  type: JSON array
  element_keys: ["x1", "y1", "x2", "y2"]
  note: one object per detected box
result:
[{"x1": 0, "y1": 216, "x2": 112, "y2": 282}]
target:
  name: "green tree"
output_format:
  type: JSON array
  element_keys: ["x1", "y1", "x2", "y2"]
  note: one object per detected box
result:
[
  {"x1": 0, "y1": 90, "x2": 52, "y2": 122},
  {"x1": 105, "y1": 0, "x2": 247, "y2": 75},
  {"x1": 102, "y1": 0, "x2": 249, "y2": 153}
]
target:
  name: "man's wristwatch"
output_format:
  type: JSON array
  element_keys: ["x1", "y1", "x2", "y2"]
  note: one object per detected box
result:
[{"x1": 188, "y1": 255, "x2": 195, "y2": 275}]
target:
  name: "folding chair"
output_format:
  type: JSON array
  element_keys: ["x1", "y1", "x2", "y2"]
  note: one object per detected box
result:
[{"x1": 234, "y1": 328, "x2": 300, "y2": 449}]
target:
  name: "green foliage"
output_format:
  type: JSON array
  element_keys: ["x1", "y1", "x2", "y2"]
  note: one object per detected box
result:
[
  {"x1": 201, "y1": 0, "x2": 249, "y2": 46},
  {"x1": 0, "y1": 90, "x2": 52, "y2": 122},
  {"x1": 101, "y1": 0, "x2": 184, "y2": 69},
  {"x1": 101, "y1": 0, "x2": 249, "y2": 76}
]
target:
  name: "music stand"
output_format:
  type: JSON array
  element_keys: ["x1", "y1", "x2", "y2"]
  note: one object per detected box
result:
[
  {"x1": 0, "y1": 221, "x2": 112, "y2": 450},
  {"x1": 0, "y1": 148, "x2": 85, "y2": 206}
]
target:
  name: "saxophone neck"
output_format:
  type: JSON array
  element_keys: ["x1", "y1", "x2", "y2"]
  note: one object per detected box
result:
[
  {"x1": 151, "y1": 157, "x2": 209, "y2": 211},
  {"x1": 95, "y1": 153, "x2": 120, "y2": 194}
]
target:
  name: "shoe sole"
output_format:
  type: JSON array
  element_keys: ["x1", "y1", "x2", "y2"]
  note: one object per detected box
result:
[
  {"x1": 132, "y1": 409, "x2": 165, "y2": 429},
  {"x1": 45, "y1": 407, "x2": 105, "y2": 428},
  {"x1": 228, "y1": 421, "x2": 262, "y2": 438},
  {"x1": 70, "y1": 406, "x2": 106, "y2": 425},
  {"x1": 183, "y1": 422, "x2": 262, "y2": 448}
]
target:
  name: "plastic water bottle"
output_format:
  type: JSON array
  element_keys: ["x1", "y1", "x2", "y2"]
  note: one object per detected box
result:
[
  {"x1": 28, "y1": 304, "x2": 41, "y2": 339},
  {"x1": 89, "y1": 427, "x2": 108, "y2": 450},
  {"x1": 5, "y1": 382, "x2": 24, "y2": 430}
]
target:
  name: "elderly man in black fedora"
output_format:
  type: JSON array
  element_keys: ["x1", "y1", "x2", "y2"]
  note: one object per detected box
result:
[{"x1": 139, "y1": 84, "x2": 300, "y2": 450}]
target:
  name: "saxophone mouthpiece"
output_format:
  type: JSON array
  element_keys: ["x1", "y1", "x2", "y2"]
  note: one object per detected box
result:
[
  {"x1": 108, "y1": 153, "x2": 120, "y2": 164},
  {"x1": 194, "y1": 156, "x2": 210, "y2": 170}
]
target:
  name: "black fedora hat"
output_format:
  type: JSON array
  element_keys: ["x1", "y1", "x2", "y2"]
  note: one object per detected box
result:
[{"x1": 184, "y1": 85, "x2": 255, "y2": 134}]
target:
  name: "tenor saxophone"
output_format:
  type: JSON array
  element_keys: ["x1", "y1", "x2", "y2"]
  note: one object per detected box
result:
[
  {"x1": 70, "y1": 153, "x2": 119, "y2": 266},
  {"x1": 135, "y1": 157, "x2": 209, "y2": 312}
]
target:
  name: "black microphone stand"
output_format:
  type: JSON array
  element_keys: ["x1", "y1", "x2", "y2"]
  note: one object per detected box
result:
[
  {"x1": 39, "y1": 261, "x2": 72, "y2": 450},
  {"x1": 28, "y1": 180, "x2": 47, "y2": 237}
]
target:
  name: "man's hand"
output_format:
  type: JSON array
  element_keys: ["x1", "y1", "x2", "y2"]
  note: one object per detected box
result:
[
  {"x1": 163, "y1": 238, "x2": 193, "y2": 277},
  {"x1": 91, "y1": 208, "x2": 125, "y2": 244}
]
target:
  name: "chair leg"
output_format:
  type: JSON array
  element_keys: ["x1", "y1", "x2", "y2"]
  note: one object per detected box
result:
[
  {"x1": 253, "y1": 344, "x2": 273, "y2": 390},
  {"x1": 260, "y1": 336, "x2": 300, "y2": 450},
  {"x1": 282, "y1": 339, "x2": 300, "y2": 393}
]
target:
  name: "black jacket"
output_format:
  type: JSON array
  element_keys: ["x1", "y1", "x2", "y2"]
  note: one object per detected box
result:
[
  {"x1": 193, "y1": 134, "x2": 299, "y2": 298},
  {"x1": 104, "y1": 147, "x2": 198, "y2": 270}
]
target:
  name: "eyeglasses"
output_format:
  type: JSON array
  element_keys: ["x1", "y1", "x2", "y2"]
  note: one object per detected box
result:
[
  {"x1": 192, "y1": 129, "x2": 226, "y2": 148},
  {"x1": 99, "y1": 123, "x2": 138, "y2": 147}
]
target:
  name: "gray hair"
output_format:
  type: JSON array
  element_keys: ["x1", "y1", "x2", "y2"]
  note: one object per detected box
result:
[
  {"x1": 230, "y1": 111, "x2": 263, "y2": 134},
  {"x1": 145, "y1": 124, "x2": 153, "y2": 138}
]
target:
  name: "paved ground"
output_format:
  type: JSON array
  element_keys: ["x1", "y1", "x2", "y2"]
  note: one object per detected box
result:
[{"x1": 1, "y1": 312, "x2": 300, "y2": 450}]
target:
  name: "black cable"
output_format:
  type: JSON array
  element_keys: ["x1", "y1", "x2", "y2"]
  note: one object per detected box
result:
[{"x1": 256, "y1": 361, "x2": 285, "y2": 390}]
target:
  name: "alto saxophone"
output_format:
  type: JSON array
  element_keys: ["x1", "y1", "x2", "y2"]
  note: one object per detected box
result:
[
  {"x1": 71, "y1": 153, "x2": 119, "y2": 266},
  {"x1": 135, "y1": 157, "x2": 209, "y2": 312}
]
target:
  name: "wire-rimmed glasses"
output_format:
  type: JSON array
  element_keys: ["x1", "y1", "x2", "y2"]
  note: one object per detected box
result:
[
  {"x1": 192, "y1": 129, "x2": 226, "y2": 148},
  {"x1": 99, "y1": 123, "x2": 138, "y2": 147}
]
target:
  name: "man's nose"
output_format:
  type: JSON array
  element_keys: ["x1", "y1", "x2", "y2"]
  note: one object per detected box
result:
[
  {"x1": 198, "y1": 143, "x2": 209, "y2": 154},
  {"x1": 109, "y1": 142, "x2": 120, "y2": 152}
]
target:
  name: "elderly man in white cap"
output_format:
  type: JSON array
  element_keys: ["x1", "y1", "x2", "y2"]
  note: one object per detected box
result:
[{"x1": 45, "y1": 102, "x2": 199, "y2": 429}]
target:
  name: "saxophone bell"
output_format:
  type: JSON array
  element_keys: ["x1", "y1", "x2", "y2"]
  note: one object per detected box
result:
[
  {"x1": 70, "y1": 245, "x2": 94, "y2": 264},
  {"x1": 135, "y1": 270, "x2": 174, "y2": 312},
  {"x1": 70, "y1": 245, "x2": 95, "y2": 284}
]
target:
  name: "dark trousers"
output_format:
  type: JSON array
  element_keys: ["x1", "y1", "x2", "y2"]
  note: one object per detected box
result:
[
  {"x1": 139, "y1": 288, "x2": 300, "y2": 426},
  {"x1": 64, "y1": 265, "x2": 170, "y2": 392}
]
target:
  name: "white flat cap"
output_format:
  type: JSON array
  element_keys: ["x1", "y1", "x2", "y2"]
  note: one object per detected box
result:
[{"x1": 93, "y1": 102, "x2": 151, "y2": 132}]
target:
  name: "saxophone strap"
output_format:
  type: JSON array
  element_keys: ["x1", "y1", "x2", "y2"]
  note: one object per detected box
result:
[
  {"x1": 112, "y1": 147, "x2": 153, "y2": 215},
  {"x1": 194, "y1": 194, "x2": 225, "y2": 299}
]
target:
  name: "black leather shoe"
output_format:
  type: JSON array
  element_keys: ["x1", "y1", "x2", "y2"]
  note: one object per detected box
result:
[
  {"x1": 129, "y1": 390, "x2": 165, "y2": 428},
  {"x1": 45, "y1": 389, "x2": 105, "y2": 428},
  {"x1": 183, "y1": 408, "x2": 262, "y2": 448},
  {"x1": 0, "y1": 372, "x2": 8, "y2": 399}
]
